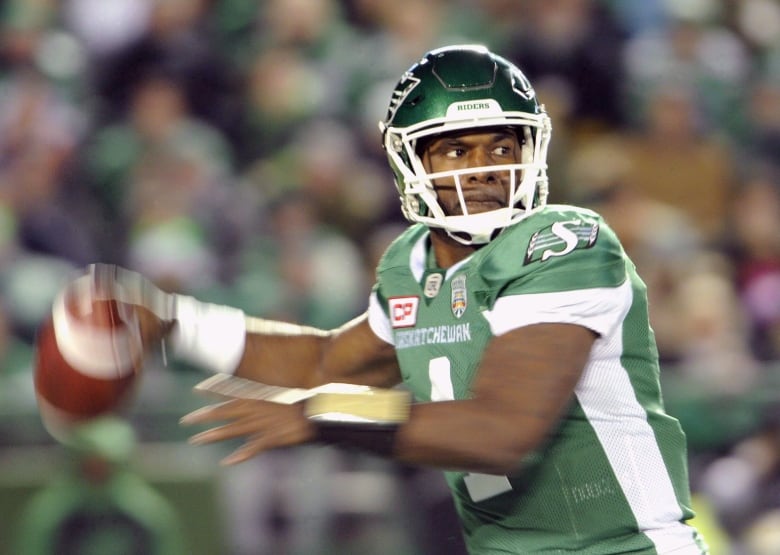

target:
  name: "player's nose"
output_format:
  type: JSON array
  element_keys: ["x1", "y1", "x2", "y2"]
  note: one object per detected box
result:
[{"x1": 466, "y1": 148, "x2": 500, "y2": 183}]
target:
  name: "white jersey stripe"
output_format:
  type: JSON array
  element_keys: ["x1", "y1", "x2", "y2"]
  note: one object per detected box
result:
[
  {"x1": 578, "y1": 353, "x2": 689, "y2": 550},
  {"x1": 484, "y1": 282, "x2": 700, "y2": 552},
  {"x1": 576, "y1": 285, "x2": 696, "y2": 553},
  {"x1": 367, "y1": 291, "x2": 394, "y2": 344},
  {"x1": 481, "y1": 282, "x2": 629, "y2": 337}
]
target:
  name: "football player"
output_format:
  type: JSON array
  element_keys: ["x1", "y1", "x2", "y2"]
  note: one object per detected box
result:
[{"x1": 84, "y1": 45, "x2": 708, "y2": 554}]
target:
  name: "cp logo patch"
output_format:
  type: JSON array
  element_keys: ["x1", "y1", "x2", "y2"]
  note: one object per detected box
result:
[{"x1": 389, "y1": 296, "x2": 419, "y2": 328}]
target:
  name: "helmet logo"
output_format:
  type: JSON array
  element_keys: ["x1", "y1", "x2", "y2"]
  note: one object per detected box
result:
[
  {"x1": 386, "y1": 72, "x2": 421, "y2": 123},
  {"x1": 511, "y1": 70, "x2": 535, "y2": 101},
  {"x1": 456, "y1": 102, "x2": 491, "y2": 111},
  {"x1": 446, "y1": 99, "x2": 503, "y2": 118}
]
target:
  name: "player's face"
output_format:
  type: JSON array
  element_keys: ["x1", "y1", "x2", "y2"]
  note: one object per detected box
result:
[{"x1": 420, "y1": 128, "x2": 523, "y2": 216}]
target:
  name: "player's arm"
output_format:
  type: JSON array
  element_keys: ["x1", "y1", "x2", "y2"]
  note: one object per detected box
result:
[
  {"x1": 394, "y1": 322, "x2": 594, "y2": 474},
  {"x1": 234, "y1": 313, "x2": 402, "y2": 389},
  {"x1": 183, "y1": 320, "x2": 594, "y2": 472},
  {"x1": 158, "y1": 299, "x2": 402, "y2": 389},
  {"x1": 94, "y1": 263, "x2": 402, "y2": 389}
]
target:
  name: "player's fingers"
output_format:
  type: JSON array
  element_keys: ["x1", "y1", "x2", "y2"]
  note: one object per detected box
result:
[
  {"x1": 187, "y1": 412, "x2": 273, "y2": 445},
  {"x1": 88, "y1": 263, "x2": 118, "y2": 298},
  {"x1": 220, "y1": 438, "x2": 269, "y2": 466},
  {"x1": 187, "y1": 422, "x2": 248, "y2": 446},
  {"x1": 180, "y1": 399, "x2": 255, "y2": 424},
  {"x1": 220, "y1": 420, "x2": 315, "y2": 466},
  {"x1": 179, "y1": 403, "x2": 227, "y2": 425},
  {"x1": 184, "y1": 400, "x2": 313, "y2": 446}
]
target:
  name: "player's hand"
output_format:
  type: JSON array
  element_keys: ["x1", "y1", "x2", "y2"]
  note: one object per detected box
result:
[
  {"x1": 88, "y1": 263, "x2": 247, "y2": 374},
  {"x1": 86, "y1": 263, "x2": 177, "y2": 352},
  {"x1": 180, "y1": 398, "x2": 317, "y2": 465}
]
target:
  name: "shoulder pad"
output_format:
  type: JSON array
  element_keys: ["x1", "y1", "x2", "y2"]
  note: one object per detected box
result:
[
  {"x1": 375, "y1": 224, "x2": 427, "y2": 274},
  {"x1": 477, "y1": 206, "x2": 627, "y2": 294}
]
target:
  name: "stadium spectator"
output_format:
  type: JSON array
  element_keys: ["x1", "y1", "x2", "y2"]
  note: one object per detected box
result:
[
  {"x1": 616, "y1": 82, "x2": 736, "y2": 244},
  {"x1": 82, "y1": 72, "x2": 237, "y2": 272},
  {"x1": 505, "y1": 0, "x2": 629, "y2": 133},
  {"x1": 726, "y1": 164, "x2": 780, "y2": 361}
]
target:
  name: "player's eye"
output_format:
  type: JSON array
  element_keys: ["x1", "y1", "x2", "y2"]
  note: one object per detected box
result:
[{"x1": 444, "y1": 147, "x2": 466, "y2": 159}]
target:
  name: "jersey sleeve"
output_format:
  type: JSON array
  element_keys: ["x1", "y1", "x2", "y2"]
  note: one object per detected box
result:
[
  {"x1": 366, "y1": 224, "x2": 427, "y2": 346},
  {"x1": 478, "y1": 209, "x2": 633, "y2": 337},
  {"x1": 367, "y1": 289, "x2": 394, "y2": 344},
  {"x1": 482, "y1": 279, "x2": 632, "y2": 337}
]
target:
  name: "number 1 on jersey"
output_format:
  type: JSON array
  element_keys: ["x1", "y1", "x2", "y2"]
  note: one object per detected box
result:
[{"x1": 428, "y1": 356, "x2": 513, "y2": 502}]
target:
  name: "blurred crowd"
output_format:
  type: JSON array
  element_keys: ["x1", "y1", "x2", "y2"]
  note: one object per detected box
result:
[{"x1": 0, "y1": 0, "x2": 779, "y2": 553}]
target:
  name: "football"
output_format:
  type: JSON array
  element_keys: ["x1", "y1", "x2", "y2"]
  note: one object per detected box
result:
[{"x1": 33, "y1": 275, "x2": 144, "y2": 439}]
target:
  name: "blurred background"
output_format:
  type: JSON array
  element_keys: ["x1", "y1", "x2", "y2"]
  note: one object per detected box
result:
[{"x1": 0, "y1": 0, "x2": 778, "y2": 553}]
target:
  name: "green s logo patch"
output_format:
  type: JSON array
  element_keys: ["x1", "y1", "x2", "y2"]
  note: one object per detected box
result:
[{"x1": 524, "y1": 220, "x2": 599, "y2": 264}]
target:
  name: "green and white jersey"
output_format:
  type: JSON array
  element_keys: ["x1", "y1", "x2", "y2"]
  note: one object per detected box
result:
[{"x1": 367, "y1": 205, "x2": 706, "y2": 555}]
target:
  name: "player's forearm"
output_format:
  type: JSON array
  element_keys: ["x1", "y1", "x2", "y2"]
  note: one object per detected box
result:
[
  {"x1": 235, "y1": 317, "x2": 333, "y2": 388},
  {"x1": 169, "y1": 297, "x2": 334, "y2": 387},
  {"x1": 172, "y1": 302, "x2": 400, "y2": 389},
  {"x1": 310, "y1": 396, "x2": 547, "y2": 475},
  {"x1": 391, "y1": 399, "x2": 548, "y2": 475}
]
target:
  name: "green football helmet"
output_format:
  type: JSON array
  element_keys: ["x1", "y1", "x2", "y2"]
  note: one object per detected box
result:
[{"x1": 379, "y1": 44, "x2": 552, "y2": 245}]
